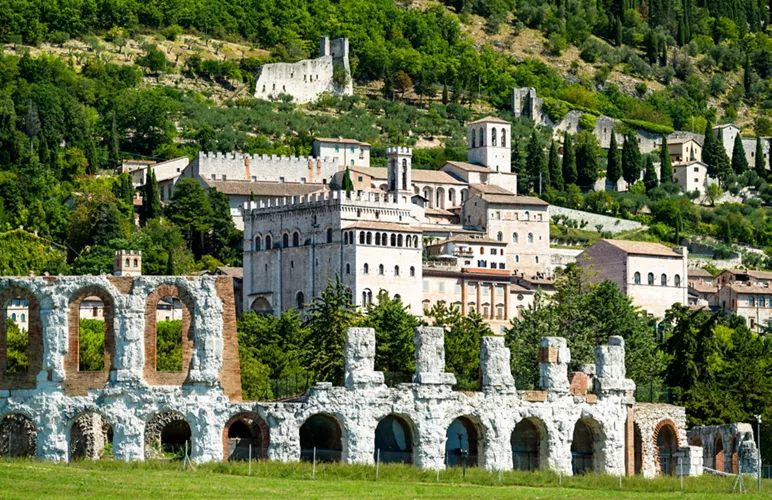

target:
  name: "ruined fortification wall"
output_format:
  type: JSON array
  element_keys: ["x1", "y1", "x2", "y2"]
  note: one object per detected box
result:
[
  {"x1": 191, "y1": 152, "x2": 340, "y2": 184},
  {"x1": 549, "y1": 206, "x2": 645, "y2": 234}
]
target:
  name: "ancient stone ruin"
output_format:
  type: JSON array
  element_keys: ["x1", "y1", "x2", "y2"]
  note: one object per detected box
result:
[{"x1": 0, "y1": 275, "x2": 747, "y2": 477}]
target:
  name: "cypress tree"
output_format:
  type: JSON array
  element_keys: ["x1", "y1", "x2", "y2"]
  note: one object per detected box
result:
[
  {"x1": 548, "y1": 140, "x2": 563, "y2": 190},
  {"x1": 614, "y1": 18, "x2": 623, "y2": 47},
  {"x1": 606, "y1": 133, "x2": 622, "y2": 185},
  {"x1": 562, "y1": 131, "x2": 578, "y2": 185},
  {"x1": 744, "y1": 53, "x2": 752, "y2": 95},
  {"x1": 713, "y1": 128, "x2": 732, "y2": 183},
  {"x1": 526, "y1": 130, "x2": 548, "y2": 191},
  {"x1": 755, "y1": 136, "x2": 767, "y2": 179},
  {"x1": 659, "y1": 134, "x2": 673, "y2": 183},
  {"x1": 731, "y1": 133, "x2": 748, "y2": 175},
  {"x1": 342, "y1": 166, "x2": 354, "y2": 196},
  {"x1": 165, "y1": 248, "x2": 174, "y2": 275},
  {"x1": 575, "y1": 131, "x2": 600, "y2": 189},
  {"x1": 660, "y1": 41, "x2": 667, "y2": 66},
  {"x1": 643, "y1": 156, "x2": 659, "y2": 192},
  {"x1": 141, "y1": 166, "x2": 161, "y2": 225},
  {"x1": 677, "y1": 16, "x2": 686, "y2": 46},
  {"x1": 703, "y1": 121, "x2": 717, "y2": 176},
  {"x1": 622, "y1": 134, "x2": 642, "y2": 187},
  {"x1": 644, "y1": 31, "x2": 657, "y2": 64},
  {"x1": 109, "y1": 112, "x2": 120, "y2": 169}
]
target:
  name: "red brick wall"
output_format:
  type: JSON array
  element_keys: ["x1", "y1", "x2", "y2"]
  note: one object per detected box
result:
[
  {"x1": 0, "y1": 287, "x2": 43, "y2": 390},
  {"x1": 143, "y1": 284, "x2": 195, "y2": 386},
  {"x1": 216, "y1": 277, "x2": 242, "y2": 401}
]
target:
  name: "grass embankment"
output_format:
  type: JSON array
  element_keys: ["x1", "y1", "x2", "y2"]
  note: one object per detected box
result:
[{"x1": 0, "y1": 459, "x2": 769, "y2": 499}]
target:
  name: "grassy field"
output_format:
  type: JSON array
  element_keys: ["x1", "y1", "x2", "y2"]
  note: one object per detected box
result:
[{"x1": 0, "y1": 460, "x2": 770, "y2": 499}]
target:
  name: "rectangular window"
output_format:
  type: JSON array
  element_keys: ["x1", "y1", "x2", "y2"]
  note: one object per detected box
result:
[
  {"x1": 358, "y1": 176, "x2": 363, "y2": 182},
  {"x1": 300, "y1": 177, "x2": 306, "y2": 184},
  {"x1": 222, "y1": 174, "x2": 227, "y2": 181},
  {"x1": 455, "y1": 284, "x2": 461, "y2": 294},
  {"x1": 483, "y1": 287, "x2": 489, "y2": 295},
  {"x1": 497, "y1": 286, "x2": 504, "y2": 296},
  {"x1": 279, "y1": 177, "x2": 285, "y2": 183},
  {"x1": 439, "y1": 282, "x2": 445, "y2": 292},
  {"x1": 211, "y1": 174, "x2": 216, "y2": 180},
  {"x1": 423, "y1": 281, "x2": 429, "y2": 292},
  {"x1": 251, "y1": 176, "x2": 257, "y2": 182}
]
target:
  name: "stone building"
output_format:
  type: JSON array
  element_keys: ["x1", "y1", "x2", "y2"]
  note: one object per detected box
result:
[
  {"x1": 715, "y1": 269, "x2": 772, "y2": 332},
  {"x1": 578, "y1": 240, "x2": 688, "y2": 318},
  {"x1": 0, "y1": 280, "x2": 704, "y2": 478},
  {"x1": 118, "y1": 157, "x2": 190, "y2": 204},
  {"x1": 673, "y1": 161, "x2": 715, "y2": 196},
  {"x1": 312, "y1": 138, "x2": 371, "y2": 168},
  {"x1": 254, "y1": 37, "x2": 353, "y2": 104}
]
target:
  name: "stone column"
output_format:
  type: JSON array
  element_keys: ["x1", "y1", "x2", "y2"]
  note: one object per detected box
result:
[
  {"x1": 344, "y1": 327, "x2": 384, "y2": 390},
  {"x1": 594, "y1": 336, "x2": 635, "y2": 395},
  {"x1": 538, "y1": 337, "x2": 569, "y2": 392},
  {"x1": 40, "y1": 294, "x2": 67, "y2": 384},
  {"x1": 413, "y1": 327, "x2": 456, "y2": 386},
  {"x1": 461, "y1": 279, "x2": 468, "y2": 315},
  {"x1": 504, "y1": 284, "x2": 510, "y2": 320},
  {"x1": 191, "y1": 406, "x2": 223, "y2": 463},
  {"x1": 489, "y1": 284, "x2": 496, "y2": 320},
  {"x1": 476, "y1": 283, "x2": 481, "y2": 314},
  {"x1": 480, "y1": 336, "x2": 515, "y2": 392},
  {"x1": 111, "y1": 295, "x2": 145, "y2": 385}
]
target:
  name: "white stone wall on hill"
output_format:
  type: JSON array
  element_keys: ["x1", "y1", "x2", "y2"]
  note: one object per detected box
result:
[{"x1": 548, "y1": 206, "x2": 644, "y2": 234}]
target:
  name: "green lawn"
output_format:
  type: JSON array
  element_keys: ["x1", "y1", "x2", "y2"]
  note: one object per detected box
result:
[{"x1": 0, "y1": 460, "x2": 769, "y2": 499}]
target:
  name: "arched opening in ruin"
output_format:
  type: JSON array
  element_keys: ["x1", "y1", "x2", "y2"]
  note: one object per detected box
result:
[
  {"x1": 0, "y1": 413, "x2": 36, "y2": 458},
  {"x1": 714, "y1": 435, "x2": 725, "y2": 472},
  {"x1": 634, "y1": 422, "x2": 643, "y2": 475},
  {"x1": 511, "y1": 417, "x2": 546, "y2": 471},
  {"x1": 222, "y1": 412, "x2": 270, "y2": 461},
  {"x1": 77, "y1": 296, "x2": 106, "y2": 371},
  {"x1": 144, "y1": 285, "x2": 194, "y2": 386},
  {"x1": 655, "y1": 422, "x2": 679, "y2": 476},
  {"x1": 445, "y1": 416, "x2": 482, "y2": 467},
  {"x1": 0, "y1": 287, "x2": 42, "y2": 389},
  {"x1": 571, "y1": 418, "x2": 604, "y2": 475},
  {"x1": 250, "y1": 297, "x2": 273, "y2": 315},
  {"x1": 300, "y1": 414, "x2": 343, "y2": 463},
  {"x1": 731, "y1": 436, "x2": 738, "y2": 474},
  {"x1": 374, "y1": 414, "x2": 414, "y2": 464},
  {"x1": 145, "y1": 411, "x2": 192, "y2": 459},
  {"x1": 69, "y1": 412, "x2": 113, "y2": 461}
]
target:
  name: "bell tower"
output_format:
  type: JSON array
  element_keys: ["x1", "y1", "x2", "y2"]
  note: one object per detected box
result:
[
  {"x1": 467, "y1": 117, "x2": 511, "y2": 172},
  {"x1": 386, "y1": 147, "x2": 412, "y2": 199}
]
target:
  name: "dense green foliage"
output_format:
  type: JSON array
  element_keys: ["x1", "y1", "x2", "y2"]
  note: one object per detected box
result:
[
  {"x1": 4, "y1": 319, "x2": 28, "y2": 373},
  {"x1": 78, "y1": 318, "x2": 105, "y2": 371},
  {"x1": 156, "y1": 319, "x2": 182, "y2": 372}
]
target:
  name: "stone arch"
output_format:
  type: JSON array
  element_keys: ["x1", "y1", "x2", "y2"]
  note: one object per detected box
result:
[
  {"x1": 436, "y1": 187, "x2": 446, "y2": 209},
  {"x1": 64, "y1": 285, "x2": 116, "y2": 395},
  {"x1": 222, "y1": 411, "x2": 270, "y2": 461},
  {"x1": 0, "y1": 286, "x2": 43, "y2": 390},
  {"x1": 423, "y1": 187, "x2": 434, "y2": 208},
  {"x1": 374, "y1": 413, "x2": 416, "y2": 464},
  {"x1": 143, "y1": 284, "x2": 195, "y2": 386},
  {"x1": 0, "y1": 413, "x2": 37, "y2": 458},
  {"x1": 69, "y1": 411, "x2": 113, "y2": 461},
  {"x1": 511, "y1": 416, "x2": 548, "y2": 471},
  {"x1": 250, "y1": 297, "x2": 273, "y2": 314},
  {"x1": 145, "y1": 410, "x2": 192, "y2": 459},
  {"x1": 300, "y1": 413, "x2": 344, "y2": 463},
  {"x1": 264, "y1": 234, "x2": 272, "y2": 250},
  {"x1": 448, "y1": 188, "x2": 456, "y2": 206},
  {"x1": 292, "y1": 231, "x2": 300, "y2": 247},
  {"x1": 653, "y1": 419, "x2": 680, "y2": 476},
  {"x1": 445, "y1": 415, "x2": 484, "y2": 467},
  {"x1": 714, "y1": 434, "x2": 725, "y2": 472},
  {"x1": 571, "y1": 417, "x2": 605, "y2": 475}
]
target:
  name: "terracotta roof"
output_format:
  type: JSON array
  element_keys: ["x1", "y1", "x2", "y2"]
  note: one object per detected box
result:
[
  {"x1": 667, "y1": 137, "x2": 700, "y2": 145},
  {"x1": 345, "y1": 221, "x2": 422, "y2": 233},
  {"x1": 479, "y1": 194, "x2": 549, "y2": 206},
  {"x1": 689, "y1": 281, "x2": 718, "y2": 293},
  {"x1": 411, "y1": 169, "x2": 465, "y2": 184},
  {"x1": 204, "y1": 180, "x2": 326, "y2": 197},
  {"x1": 461, "y1": 267, "x2": 511, "y2": 276},
  {"x1": 601, "y1": 239, "x2": 682, "y2": 257},
  {"x1": 215, "y1": 266, "x2": 243, "y2": 279},
  {"x1": 442, "y1": 161, "x2": 491, "y2": 173},
  {"x1": 314, "y1": 137, "x2": 370, "y2": 146},
  {"x1": 426, "y1": 234, "x2": 506, "y2": 246},
  {"x1": 425, "y1": 207, "x2": 455, "y2": 216},
  {"x1": 469, "y1": 184, "x2": 515, "y2": 195},
  {"x1": 350, "y1": 166, "x2": 387, "y2": 179},
  {"x1": 688, "y1": 268, "x2": 714, "y2": 278},
  {"x1": 468, "y1": 116, "x2": 510, "y2": 125},
  {"x1": 727, "y1": 283, "x2": 772, "y2": 294},
  {"x1": 746, "y1": 270, "x2": 772, "y2": 280}
]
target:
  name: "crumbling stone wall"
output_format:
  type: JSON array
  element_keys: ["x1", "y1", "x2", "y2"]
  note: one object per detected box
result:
[{"x1": 688, "y1": 423, "x2": 758, "y2": 475}]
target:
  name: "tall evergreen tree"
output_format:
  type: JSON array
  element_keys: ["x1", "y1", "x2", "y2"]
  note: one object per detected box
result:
[
  {"x1": 755, "y1": 136, "x2": 767, "y2": 179},
  {"x1": 622, "y1": 134, "x2": 642, "y2": 187},
  {"x1": 575, "y1": 131, "x2": 600, "y2": 189},
  {"x1": 659, "y1": 135, "x2": 673, "y2": 183},
  {"x1": 744, "y1": 53, "x2": 752, "y2": 95},
  {"x1": 562, "y1": 131, "x2": 578, "y2": 186},
  {"x1": 165, "y1": 248, "x2": 174, "y2": 275},
  {"x1": 731, "y1": 133, "x2": 749, "y2": 175},
  {"x1": 207, "y1": 187, "x2": 240, "y2": 264},
  {"x1": 526, "y1": 130, "x2": 548, "y2": 191},
  {"x1": 713, "y1": 129, "x2": 733, "y2": 183},
  {"x1": 165, "y1": 178, "x2": 213, "y2": 257},
  {"x1": 341, "y1": 166, "x2": 354, "y2": 196},
  {"x1": 548, "y1": 140, "x2": 563, "y2": 190},
  {"x1": 606, "y1": 133, "x2": 622, "y2": 187},
  {"x1": 703, "y1": 121, "x2": 717, "y2": 176},
  {"x1": 140, "y1": 166, "x2": 161, "y2": 225},
  {"x1": 643, "y1": 156, "x2": 658, "y2": 192},
  {"x1": 109, "y1": 112, "x2": 120, "y2": 168}
]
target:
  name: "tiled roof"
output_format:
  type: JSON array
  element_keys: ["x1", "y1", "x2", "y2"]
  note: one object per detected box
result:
[
  {"x1": 425, "y1": 207, "x2": 455, "y2": 216},
  {"x1": 412, "y1": 169, "x2": 465, "y2": 184},
  {"x1": 314, "y1": 137, "x2": 370, "y2": 146},
  {"x1": 727, "y1": 283, "x2": 772, "y2": 294},
  {"x1": 601, "y1": 239, "x2": 682, "y2": 257},
  {"x1": 425, "y1": 234, "x2": 506, "y2": 246},
  {"x1": 688, "y1": 268, "x2": 714, "y2": 278},
  {"x1": 468, "y1": 116, "x2": 510, "y2": 125},
  {"x1": 345, "y1": 221, "x2": 422, "y2": 233},
  {"x1": 215, "y1": 266, "x2": 243, "y2": 279},
  {"x1": 469, "y1": 183, "x2": 515, "y2": 195},
  {"x1": 688, "y1": 281, "x2": 717, "y2": 293},
  {"x1": 204, "y1": 180, "x2": 326, "y2": 197},
  {"x1": 746, "y1": 270, "x2": 772, "y2": 280},
  {"x1": 667, "y1": 137, "x2": 700, "y2": 145},
  {"x1": 479, "y1": 194, "x2": 549, "y2": 206},
  {"x1": 350, "y1": 166, "x2": 387, "y2": 179},
  {"x1": 442, "y1": 161, "x2": 491, "y2": 173}
]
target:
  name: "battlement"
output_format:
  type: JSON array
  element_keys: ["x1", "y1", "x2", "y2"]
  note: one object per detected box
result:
[
  {"x1": 386, "y1": 146, "x2": 413, "y2": 156},
  {"x1": 198, "y1": 151, "x2": 338, "y2": 165},
  {"x1": 242, "y1": 190, "x2": 413, "y2": 215}
]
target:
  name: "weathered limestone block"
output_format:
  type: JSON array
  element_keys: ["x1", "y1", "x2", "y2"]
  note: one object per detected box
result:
[
  {"x1": 675, "y1": 446, "x2": 704, "y2": 476},
  {"x1": 344, "y1": 328, "x2": 384, "y2": 389},
  {"x1": 539, "y1": 337, "x2": 569, "y2": 392},
  {"x1": 739, "y1": 432, "x2": 759, "y2": 475},
  {"x1": 594, "y1": 336, "x2": 635, "y2": 394},
  {"x1": 480, "y1": 336, "x2": 515, "y2": 392},
  {"x1": 413, "y1": 327, "x2": 456, "y2": 386},
  {"x1": 188, "y1": 281, "x2": 224, "y2": 386}
]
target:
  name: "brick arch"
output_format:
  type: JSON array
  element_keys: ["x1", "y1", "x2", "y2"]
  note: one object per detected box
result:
[
  {"x1": 68, "y1": 411, "x2": 113, "y2": 461},
  {"x1": 222, "y1": 411, "x2": 270, "y2": 461},
  {"x1": 652, "y1": 419, "x2": 680, "y2": 475},
  {"x1": 144, "y1": 410, "x2": 192, "y2": 459},
  {"x1": 0, "y1": 286, "x2": 43, "y2": 390},
  {"x1": 143, "y1": 283, "x2": 195, "y2": 386},
  {"x1": 714, "y1": 434, "x2": 725, "y2": 471},
  {"x1": 64, "y1": 285, "x2": 116, "y2": 396}
]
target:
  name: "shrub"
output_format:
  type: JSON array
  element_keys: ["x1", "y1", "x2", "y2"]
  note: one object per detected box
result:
[
  {"x1": 621, "y1": 119, "x2": 674, "y2": 134},
  {"x1": 542, "y1": 97, "x2": 570, "y2": 122},
  {"x1": 162, "y1": 25, "x2": 183, "y2": 41},
  {"x1": 579, "y1": 113, "x2": 597, "y2": 131}
]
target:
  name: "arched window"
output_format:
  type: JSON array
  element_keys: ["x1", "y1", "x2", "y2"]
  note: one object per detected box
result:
[
  {"x1": 634, "y1": 272, "x2": 641, "y2": 284},
  {"x1": 326, "y1": 228, "x2": 333, "y2": 244},
  {"x1": 410, "y1": 266, "x2": 415, "y2": 277},
  {"x1": 293, "y1": 232, "x2": 300, "y2": 247},
  {"x1": 346, "y1": 263, "x2": 351, "y2": 274},
  {"x1": 10, "y1": 313, "x2": 16, "y2": 321},
  {"x1": 133, "y1": 259, "x2": 139, "y2": 267},
  {"x1": 535, "y1": 256, "x2": 539, "y2": 263},
  {"x1": 512, "y1": 233, "x2": 519, "y2": 244},
  {"x1": 265, "y1": 235, "x2": 272, "y2": 249},
  {"x1": 395, "y1": 265, "x2": 400, "y2": 276},
  {"x1": 760, "y1": 296, "x2": 766, "y2": 307},
  {"x1": 364, "y1": 264, "x2": 369, "y2": 274},
  {"x1": 750, "y1": 296, "x2": 756, "y2": 307},
  {"x1": 492, "y1": 127, "x2": 497, "y2": 146},
  {"x1": 296, "y1": 292, "x2": 305, "y2": 310},
  {"x1": 390, "y1": 234, "x2": 396, "y2": 246},
  {"x1": 661, "y1": 274, "x2": 667, "y2": 286},
  {"x1": 480, "y1": 247, "x2": 485, "y2": 255},
  {"x1": 362, "y1": 289, "x2": 373, "y2": 307},
  {"x1": 647, "y1": 273, "x2": 654, "y2": 285},
  {"x1": 501, "y1": 128, "x2": 506, "y2": 147},
  {"x1": 527, "y1": 233, "x2": 534, "y2": 244},
  {"x1": 674, "y1": 274, "x2": 681, "y2": 287},
  {"x1": 375, "y1": 233, "x2": 381, "y2": 245},
  {"x1": 378, "y1": 264, "x2": 384, "y2": 275},
  {"x1": 360, "y1": 232, "x2": 365, "y2": 244},
  {"x1": 480, "y1": 127, "x2": 485, "y2": 146},
  {"x1": 471, "y1": 129, "x2": 476, "y2": 148},
  {"x1": 515, "y1": 255, "x2": 519, "y2": 263},
  {"x1": 398, "y1": 234, "x2": 403, "y2": 247},
  {"x1": 282, "y1": 233, "x2": 289, "y2": 248},
  {"x1": 125, "y1": 258, "x2": 130, "y2": 266},
  {"x1": 382, "y1": 233, "x2": 387, "y2": 246},
  {"x1": 20, "y1": 313, "x2": 25, "y2": 322},
  {"x1": 366, "y1": 232, "x2": 372, "y2": 245},
  {"x1": 254, "y1": 236, "x2": 262, "y2": 251},
  {"x1": 497, "y1": 232, "x2": 503, "y2": 241}
]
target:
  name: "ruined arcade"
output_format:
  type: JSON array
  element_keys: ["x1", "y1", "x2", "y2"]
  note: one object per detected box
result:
[{"x1": 0, "y1": 275, "x2": 720, "y2": 476}]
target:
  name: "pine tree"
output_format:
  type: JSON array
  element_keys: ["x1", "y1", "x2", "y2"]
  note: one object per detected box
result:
[
  {"x1": 548, "y1": 140, "x2": 563, "y2": 190},
  {"x1": 526, "y1": 130, "x2": 548, "y2": 191},
  {"x1": 562, "y1": 131, "x2": 578, "y2": 185},
  {"x1": 703, "y1": 121, "x2": 717, "y2": 176},
  {"x1": 606, "y1": 133, "x2": 622, "y2": 186},
  {"x1": 659, "y1": 134, "x2": 673, "y2": 183},
  {"x1": 622, "y1": 134, "x2": 642, "y2": 187},
  {"x1": 731, "y1": 133, "x2": 749, "y2": 175},
  {"x1": 140, "y1": 166, "x2": 161, "y2": 225},
  {"x1": 643, "y1": 156, "x2": 658, "y2": 192},
  {"x1": 755, "y1": 136, "x2": 767, "y2": 179}
]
